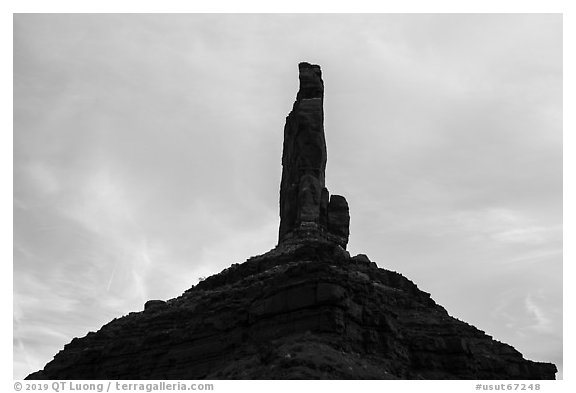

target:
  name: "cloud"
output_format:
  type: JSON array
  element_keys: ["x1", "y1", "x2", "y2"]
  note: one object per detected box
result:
[
  {"x1": 63, "y1": 165, "x2": 137, "y2": 237},
  {"x1": 19, "y1": 162, "x2": 60, "y2": 196},
  {"x1": 524, "y1": 295, "x2": 554, "y2": 335},
  {"x1": 448, "y1": 208, "x2": 561, "y2": 245},
  {"x1": 502, "y1": 249, "x2": 562, "y2": 266},
  {"x1": 493, "y1": 226, "x2": 560, "y2": 245}
]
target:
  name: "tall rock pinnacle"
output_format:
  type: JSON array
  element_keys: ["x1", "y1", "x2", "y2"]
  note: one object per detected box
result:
[
  {"x1": 279, "y1": 62, "x2": 350, "y2": 248},
  {"x1": 25, "y1": 62, "x2": 557, "y2": 381}
]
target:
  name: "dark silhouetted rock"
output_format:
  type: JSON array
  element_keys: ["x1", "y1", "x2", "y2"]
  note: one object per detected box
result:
[
  {"x1": 144, "y1": 300, "x2": 167, "y2": 311},
  {"x1": 327, "y1": 195, "x2": 350, "y2": 248},
  {"x1": 26, "y1": 63, "x2": 557, "y2": 380},
  {"x1": 26, "y1": 240, "x2": 557, "y2": 380},
  {"x1": 279, "y1": 62, "x2": 350, "y2": 249}
]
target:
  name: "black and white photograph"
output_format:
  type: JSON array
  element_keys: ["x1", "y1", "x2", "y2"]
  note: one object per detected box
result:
[{"x1": 13, "y1": 12, "x2": 562, "y2": 381}]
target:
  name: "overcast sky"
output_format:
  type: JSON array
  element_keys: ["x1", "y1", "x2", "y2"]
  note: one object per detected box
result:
[{"x1": 13, "y1": 13, "x2": 562, "y2": 379}]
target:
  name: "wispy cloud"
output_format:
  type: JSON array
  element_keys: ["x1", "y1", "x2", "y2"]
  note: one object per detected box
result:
[
  {"x1": 501, "y1": 249, "x2": 562, "y2": 266},
  {"x1": 63, "y1": 165, "x2": 137, "y2": 236},
  {"x1": 524, "y1": 294, "x2": 554, "y2": 334},
  {"x1": 19, "y1": 162, "x2": 61, "y2": 196},
  {"x1": 493, "y1": 226, "x2": 560, "y2": 245},
  {"x1": 449, "y1": 208, "x2": 561, "y2": 245}
]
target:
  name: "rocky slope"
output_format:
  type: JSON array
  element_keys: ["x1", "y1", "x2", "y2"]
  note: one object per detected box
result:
[{"x1": 27, "y1": 239, "x2": 556, "y2": 379}]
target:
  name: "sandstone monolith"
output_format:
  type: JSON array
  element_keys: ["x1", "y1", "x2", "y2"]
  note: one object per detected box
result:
[{"x1": 279, "y1": 62, "x2": 350, "y2": 249}]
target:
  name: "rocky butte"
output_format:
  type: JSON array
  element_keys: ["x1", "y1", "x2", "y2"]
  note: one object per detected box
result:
[{"x1": 27, "y1": 63, "x2": 557, "y2": 380}]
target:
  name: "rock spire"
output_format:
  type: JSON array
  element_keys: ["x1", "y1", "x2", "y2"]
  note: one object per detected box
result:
[
  {"x1": 25, "y1": 62, "x2": 557, "y2": 381},
  {"x1": 279, "y1": 62, "x2": 350, "y2": 248}
]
